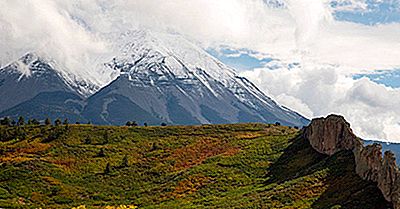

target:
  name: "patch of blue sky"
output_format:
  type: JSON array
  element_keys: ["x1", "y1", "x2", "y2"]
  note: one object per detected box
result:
[
  {"x1": 353, "y1": 69, "x2": 400, "y2": 88},
  {"x1": 332, "y1": 0, "x2": 400, "y2": 25},
  {"x1": 207, "y1": 48, "x2": 273, "y2": 71},
  {"x1": 364, "y1": 140, "x2": 400, "y2": 164}
]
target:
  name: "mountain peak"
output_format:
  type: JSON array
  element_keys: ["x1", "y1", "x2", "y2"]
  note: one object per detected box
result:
[
  {"x1": 0, "y1": 29, "x2": 309, "y2": 127},
  {"x1": 82, "y1": 30, "x2": 309, "y2": 126},
  {"x1": 109, "y1": 30, "x2": 237, "y2": 82}
]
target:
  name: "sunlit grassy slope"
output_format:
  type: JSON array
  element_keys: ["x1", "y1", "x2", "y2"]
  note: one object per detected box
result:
[{"x1": 0, "y1": 124, "x2": 391, "y2": 208}]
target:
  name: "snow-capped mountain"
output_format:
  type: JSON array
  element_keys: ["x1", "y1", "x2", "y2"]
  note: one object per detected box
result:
[
  {"x1": 83, "y1": 30, "x2": 309, "y2": 126},
  {"x1": 0, "y1": 30, "x2": 309, "y2": 126},
  {"x1": 0, "y1": 53, "x2": 89, "y2": 121},
  {"x1": 0, "y1": 53, "x2": 76, "y2": 111},
  {"x1": 0, "y1": 53, "x2": 99, "y2": 103}
]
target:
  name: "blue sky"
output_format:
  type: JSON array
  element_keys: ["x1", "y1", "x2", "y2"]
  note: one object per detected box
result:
[
  {"x1": 354, "y1": 70, "x2": 400, "y2": 88},
  {"x1": 1, "y1": 0, "x2": 399, "y2": 142},
  {"x1": 333, "y1": 0, "x2": 400, "y2": 25},
  {"x1": 207, "y1": 48, "x2": 272, "y2": 71},
  {"x1": 213, "y1": 0, "x2": 400, "y2": 88}
]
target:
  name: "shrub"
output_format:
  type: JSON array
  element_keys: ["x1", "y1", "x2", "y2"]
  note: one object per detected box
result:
[
  {"x1": 96, "y1": 148, "x2": 106, "y2": 157},
  {"x1": 42, "y1": 126, "x2": 66, "y2": 143},
  {"x1": 0, "y1": 117, "x2": 11, "y2": 126},
  {"x1": 120, "y1": 155, "x2": 129, "y2": 168},
  {"x1": 126, "y1": 121, "x2": 138, "y2": 127},
  {"x1": 104, "y1": 163, "x2": 111, "y2": 175},
  {"x1": 17, "y1": 116, "x2": 25, "y2": 126},
  {"x1": 54, "y1": 119, "x2": 62, "y2": 126},
  {"x1": 31, "y1": 119, "x2": 40, "y2": 125},
  {"x1": 45, "y1": 118, "x2": 51, "y2": 126},
  {"x1": 84, "y1": 137, "x2": 92, "y2": 145}
]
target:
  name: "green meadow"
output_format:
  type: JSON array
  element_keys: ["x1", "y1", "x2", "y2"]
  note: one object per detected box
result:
[{"x1": 0, "y1": 124, "x2": 390, "y2": 208}]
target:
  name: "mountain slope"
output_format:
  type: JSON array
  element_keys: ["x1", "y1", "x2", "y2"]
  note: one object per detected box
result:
[
  {"x1": 0, "y1": 31, "x2": 308, "y2": 126},
  {"x1": 0, "y1": 53, "x2": 95, "y2": 121},
  {"x1": 0, "y1": 91, "x2": 86, "y2": 122},
  {"x1": 83, "y1": 30, "x2": 309, "y2": 126},
  {"x1": 0, "y1": 53, "x2": 77, "y2": 112},
  {"x1": 0, "y1": 123, "x2": 390, "y2": 208}
]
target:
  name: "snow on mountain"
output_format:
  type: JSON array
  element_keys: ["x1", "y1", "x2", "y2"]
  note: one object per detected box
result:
[
  {"x1": 1, "y1": 52, "x2": 101, "y2": 96},
  {"x1": 108, "y1": 30, "x2": 282, "y2": 108},
  {"x1": 83, "y1": 30, "x2": 309, "y2": 126},
  {"x1": 0, "y1": 29, "x2": 309, "y2": 126},
  {"x1": 0, "y1": 53, "x2": 75, "y2": 112}
]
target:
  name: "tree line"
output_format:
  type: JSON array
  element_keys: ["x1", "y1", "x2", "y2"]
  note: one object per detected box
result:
[
  {"x1": 0, "y1": 116, "x2": 69, "y2": 127},
  {"x1": 0, "y1": 116, "x2": 167, "y2": 127}
]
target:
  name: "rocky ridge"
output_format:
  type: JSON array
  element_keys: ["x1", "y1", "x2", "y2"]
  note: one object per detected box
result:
[{"x1": 304, "y1": 115, "x2": 400, "y2": 208}]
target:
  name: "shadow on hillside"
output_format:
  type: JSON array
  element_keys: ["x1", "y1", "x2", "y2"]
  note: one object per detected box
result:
[
  {"x1": 266, "y1": 135, "x2": 326, "y2": 184},
  {"x1": 266, "y1": 135, "x2": 392, "y2": 209},
  {"x1": 309, "y1": 151, "x2": 392, "y2": 209}
]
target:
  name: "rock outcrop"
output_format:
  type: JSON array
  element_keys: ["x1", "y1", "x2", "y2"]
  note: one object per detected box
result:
[
  {"x1": 304, "y1": 114, "x2": 400, "y2": 209},
  {"x1": 304, "y1": 115, "x2": 362, "y2": 155}
]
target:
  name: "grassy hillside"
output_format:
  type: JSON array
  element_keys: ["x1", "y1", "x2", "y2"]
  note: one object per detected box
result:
[{"x1": 0, "y1": 124, "x2": 391, "y2": 208}]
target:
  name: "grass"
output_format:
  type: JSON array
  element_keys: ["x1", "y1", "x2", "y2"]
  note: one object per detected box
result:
[{"x1": 0, "y1": 123, "x2": 391, "y2": 208}]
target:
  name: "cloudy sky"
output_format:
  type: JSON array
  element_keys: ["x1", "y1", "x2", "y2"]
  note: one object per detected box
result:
[{"x1": 1, "y1": 0, "x2": 400, "y2": 142}]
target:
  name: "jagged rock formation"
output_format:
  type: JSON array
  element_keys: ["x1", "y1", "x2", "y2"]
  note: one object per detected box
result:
[
  {"x1": 304, "y1": 115, "x2": 362, "y2": 155},
  {"x1": 304, "y1": 114, "x2": 400, "y2": 209}
]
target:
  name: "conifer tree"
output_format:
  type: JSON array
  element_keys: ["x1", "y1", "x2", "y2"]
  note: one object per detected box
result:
[
  {"x1": 17, "y1": 116, "x2": 25, "y2": 126},
  {"x1": 0, "y1": 117, "x2": 11, "y2": 126},
  {"x1": 45, "y1": 118, "x2": 51, "y2": 126},
  {"x1": 31, "y1": 119, "x2": 40, "y2": 125},
  {"x1": 54, "y1": 118, "x2": 62, "y2": 126}
]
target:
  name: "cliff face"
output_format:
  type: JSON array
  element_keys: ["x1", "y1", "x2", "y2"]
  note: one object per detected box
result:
[
  {"x1": 304, "y1": 115, "x2": 400, "y2": 209},
  {"x1": 304, "y1": 115, "x2": 362, "y2": 155}
]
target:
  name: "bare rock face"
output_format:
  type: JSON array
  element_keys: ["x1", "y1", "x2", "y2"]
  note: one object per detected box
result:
[
  {"x1": 380, "y1": 152, "x2": 400, "y2": 205},
  {"x1": 354, "y1": 144, "x2": 383, "y2": 181},
  {"x1": 304, "y1": 114, "x2": 400, "y2": 209},
  {"x1": 304, "y1": 115, "x2": 361, "y2": 155}
]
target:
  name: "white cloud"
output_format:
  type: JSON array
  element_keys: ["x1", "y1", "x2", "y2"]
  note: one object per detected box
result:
[
  {"x1": 0, "y1": 0, "x2": 399, "y2": 142},
  {"x1": 0, "y1": 0, "x2": 112, "y2": 85},
  {"x1": 2, "y1": 0, "x2": 398, "y2": 73},
  {"x1": 276, "y1": 94, "x2": 314, "y2": 118},
  {"x1": 241, "y1": 63, "x2": 400, "y2": 142}
]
